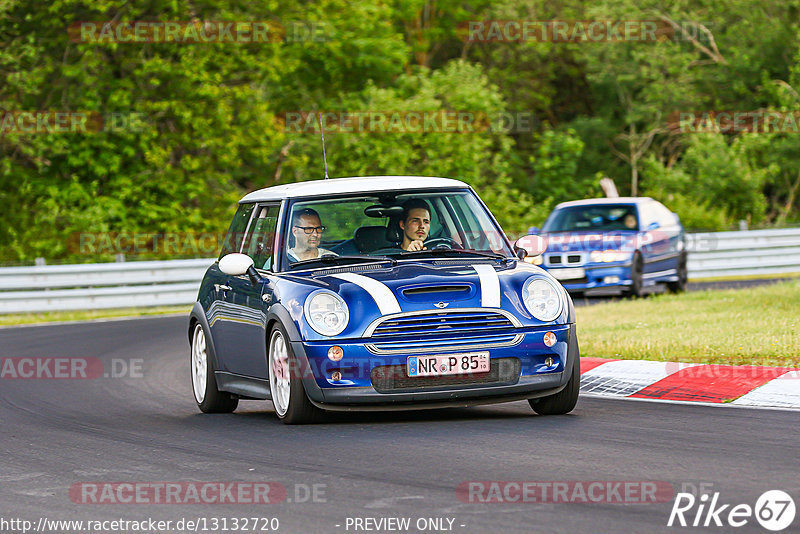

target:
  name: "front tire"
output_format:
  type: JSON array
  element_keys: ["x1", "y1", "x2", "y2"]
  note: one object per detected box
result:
[
  {"x1": 268, "y1": 324, "x2": 324, "y2": 424},
  {"x1": 626, "y1": 252, "x2": 645, "y2": 298},
  {"x1": 529, "y1": 355, "x2": 580, "y2": 415},
  {"x1": 191, "y1": 323, "x2": 238, "y2": 413},
  {"x1": 667, "y1": 253, "x2": 688, "y2": 293}
]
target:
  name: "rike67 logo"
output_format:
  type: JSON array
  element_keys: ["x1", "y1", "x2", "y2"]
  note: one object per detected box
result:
[{"x1": 668, "y1": 490, "x2": 796, "y2": 531}]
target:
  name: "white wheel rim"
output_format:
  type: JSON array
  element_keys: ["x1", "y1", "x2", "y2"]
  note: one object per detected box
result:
[
  {"x1": 191, "y1": 324, "x2": 207, "y2": 404},
  {"x1": 268, "y1": 330, "x2": 291, "y2": 417}
]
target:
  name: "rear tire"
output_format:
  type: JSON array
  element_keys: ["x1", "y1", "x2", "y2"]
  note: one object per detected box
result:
[
  {"x1": 667, "y1": 253, "x2": 688, "y2": 293},
  {"x1": 191, "y1": 323, "x2": 239, "y2": 414},
  {"x1": 268, "y1": 323, "x2": 325, "y2": 424},
  {"x1": 529, "y1": 356, "x2": 580, "y2": 415}
]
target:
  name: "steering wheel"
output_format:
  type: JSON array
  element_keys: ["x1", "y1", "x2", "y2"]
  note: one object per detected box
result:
[{"x1": 424, "y1": 237, "x2": 463, "y2": 250}]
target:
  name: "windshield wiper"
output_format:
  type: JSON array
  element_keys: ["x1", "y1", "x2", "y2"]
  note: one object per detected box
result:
[
  {"x1": 288, "y1": 255, "x2": 397, "y2": 269},
  {"x1": 396, "y1": 249, "x2": 509, "y2": 261}
]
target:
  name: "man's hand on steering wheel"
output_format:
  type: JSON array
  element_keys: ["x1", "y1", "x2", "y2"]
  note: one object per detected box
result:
[{"x1": 406, "y1": 239, "x2": 426, "y2": 251}]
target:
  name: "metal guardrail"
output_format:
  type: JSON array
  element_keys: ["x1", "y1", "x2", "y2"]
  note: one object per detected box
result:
[
  {"x1": 687, "y1": 227, "x2": 800, "y2": 279},
  {"x1": 0, "y1": 258, "x2": 214, "y2": 314},
  {"x1": 0, "y1": 228, "x2": 798, "y2": 313}
]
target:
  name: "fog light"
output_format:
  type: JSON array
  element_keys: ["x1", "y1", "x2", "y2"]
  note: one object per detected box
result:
[
  {"x1": 543, "y1": 331, "x2": 556, "y2": 347},
  {"x1": 544, "y1": 357, "x2": 554, "y2": 367},
  {"x1": 328, "y1": 345, "x2": 343, "y2": 361},
  {"x1": 331, "y1": 371, "x2": 342, "y2": 381},
  {"x1": 603, "y1": 276, "x2": 620, "y2": 284}
]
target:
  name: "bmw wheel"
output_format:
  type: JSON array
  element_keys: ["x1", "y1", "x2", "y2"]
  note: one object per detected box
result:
[
  {"x1": 627, "y1": 252, "x2": 645, "y2": 298},
  {"x1": 667, "y1": 253, "x2": 688, "y2": 293},
  {"x1": 268, "y1": 324, "x2": 324, "y2": 424},
  {"x1": 191, "y1": 323, "x2": 238, "y2": 413}
]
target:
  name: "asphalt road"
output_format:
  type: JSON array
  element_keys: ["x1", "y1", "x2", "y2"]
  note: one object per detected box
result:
[{"x1": 1, "y1": 316, "x2": 798, "y2": 534}]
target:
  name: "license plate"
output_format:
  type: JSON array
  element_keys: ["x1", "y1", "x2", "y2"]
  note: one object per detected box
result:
[
  {"x1": 407, "y1": 352, "x2": 490, "y2": 377},
  {"x1": 551, "y1": 267, "x2": 585, "y2": 280}
]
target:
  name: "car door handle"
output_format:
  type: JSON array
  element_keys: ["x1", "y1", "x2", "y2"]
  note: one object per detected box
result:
[{"x1": 215, "y1": 284, "x2": 232, "y2": 292}]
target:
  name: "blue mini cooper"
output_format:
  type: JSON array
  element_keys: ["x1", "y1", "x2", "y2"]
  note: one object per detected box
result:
[{"x1": 188, "y1": 176, "x2": 580, "y2": 423}]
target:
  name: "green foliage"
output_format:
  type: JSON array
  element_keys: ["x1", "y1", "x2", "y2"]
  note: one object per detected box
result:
[
  {"x1": 3, "y1": 0, "x2": 800, "y2": 262},
  {"x1": 641, "y1": 133, "x2": 768, "y2": 228}
]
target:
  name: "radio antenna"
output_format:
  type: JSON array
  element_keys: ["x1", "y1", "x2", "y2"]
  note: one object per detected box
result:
[{"x1": 318, "y1": 112, "x2": 329, "y2": 179}]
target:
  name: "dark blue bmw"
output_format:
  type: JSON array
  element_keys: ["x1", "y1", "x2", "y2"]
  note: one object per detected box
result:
[
  {"x1": 189, "y1": 176, "x2": 579, "y2": 423},
  {"x1": 532, "y1": 197, "x2": 687, "y2": 297}
]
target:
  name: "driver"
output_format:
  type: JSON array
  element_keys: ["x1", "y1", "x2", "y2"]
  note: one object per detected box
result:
[
  {"x1": 287, "y1": 208, "x2": 337, "y2": 262},
  {"x1": 398, "y1": 198, "x2": 431, "y2": 251}
]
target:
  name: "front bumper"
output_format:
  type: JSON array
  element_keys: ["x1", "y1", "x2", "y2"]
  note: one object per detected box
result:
[
  {"x1": 290, "y1": 323, "x2": 578, "y2": 409},
  {"x1": 547, "y1": 263, "x2": 632, "y2": 292}
]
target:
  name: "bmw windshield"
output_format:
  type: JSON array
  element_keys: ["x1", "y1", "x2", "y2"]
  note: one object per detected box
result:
[
  {"x1": 283, "y1": 189, "x2": 513, "y2": 270},
  {"x1": 542, "y1": 204, "x2": 639, "y2": 233}
]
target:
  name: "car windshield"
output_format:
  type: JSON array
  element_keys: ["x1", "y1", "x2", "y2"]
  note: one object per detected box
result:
[
  {"x1": 542, "y1": 204, "x2": 639, "y2": 232},
  {"x1": 283, "y1": 189, "x2": 512, "y2": 269}
]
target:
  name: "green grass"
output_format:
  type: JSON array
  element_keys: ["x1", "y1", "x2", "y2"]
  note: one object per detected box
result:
[
  {"x1": 576, "y1": 280, "x2": 800, "y2": 367},
  {"x1": 0, "y1": 306, "x2": 191, "y2": 327},
  {"x1": 689, "y1": 271, "x2": 800, "y2": 282}
]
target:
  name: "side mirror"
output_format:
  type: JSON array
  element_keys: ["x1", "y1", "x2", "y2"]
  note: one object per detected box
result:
[
  {"x1": 527, "y1": 226, "x2": 540, "y2": 235},
  {"x1": 219, "y1": 253, "x2": 254, "y2": 276},
  {"x1": 514, "y1": 235, "x2": 547, "y2": 259},
  {"x1": 647, "y1": 221, "x2": 660, "y2": 231}
]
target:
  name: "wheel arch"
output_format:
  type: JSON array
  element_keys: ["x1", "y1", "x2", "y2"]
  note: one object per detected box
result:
[{"x1": 188, "y1": 302, "x2": 221, "y2": 371}]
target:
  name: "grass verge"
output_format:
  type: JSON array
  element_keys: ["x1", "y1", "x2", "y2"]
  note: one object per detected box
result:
[
  {"x1": 0, "y1": 306, "x2": 190, "y2": 327},
  {"x1": 576, "y1": 280, "x2": 800, "y2": 367}
]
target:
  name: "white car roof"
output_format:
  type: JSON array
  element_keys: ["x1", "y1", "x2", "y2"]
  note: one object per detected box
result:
[
  {"x1": 240, "y1": 176, "x2": 470, "y2": 202},
  {"x1": 555, "y1": 197, "x2": 654, "y2": 209}
]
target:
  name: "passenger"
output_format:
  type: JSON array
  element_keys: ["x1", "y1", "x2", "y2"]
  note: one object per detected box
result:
[
  {"x1": 623, "y1": 213, "x2": 638, "y2": 230},
  {"x1": 287, "y1": 208, "x2": 337, "y2": 261},
  {"x1": 399, "y1": 198, "x2": 431, "y2": 251}
]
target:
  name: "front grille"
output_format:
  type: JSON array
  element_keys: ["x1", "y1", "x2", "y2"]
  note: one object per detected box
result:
[
  {"x1": 369, "y1": 310, "x2": 515, "y2": 338},
  {"x1": 547, "y1": 253, "x2": 584, "y2": 266},
  {"x1": 371, "y1": 357, "x2": 521, "y2": 393},
  {"x1": 367, "y1": 332, "x2": 522, "y2": 354}
]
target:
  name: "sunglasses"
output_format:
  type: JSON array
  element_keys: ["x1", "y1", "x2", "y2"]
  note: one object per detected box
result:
[{"x1": 294, "y1": 225, "x2": 326, "y2": 235}]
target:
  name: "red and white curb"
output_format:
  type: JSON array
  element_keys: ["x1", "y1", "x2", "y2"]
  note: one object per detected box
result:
[{"x1": 580, "y1": 358, "x2": 800, "y2": 409}]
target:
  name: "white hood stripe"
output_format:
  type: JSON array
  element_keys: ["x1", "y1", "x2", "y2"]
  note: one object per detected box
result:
[
  {"x1": 331, "y1": 273, "x2": 401, "y2": 315},
  {"x1": 472, "y1": 264, "x2": 501, "y2": 308}
]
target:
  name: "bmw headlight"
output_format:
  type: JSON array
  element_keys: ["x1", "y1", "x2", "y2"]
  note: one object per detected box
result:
[
  {"x1": 522, "y1": 277, "x2": 564, "y2": 322},
  {"x1": 304, "y1": 289, "x2": 349, "y2": 336}
]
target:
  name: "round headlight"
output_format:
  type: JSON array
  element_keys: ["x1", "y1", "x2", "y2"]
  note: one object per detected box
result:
[
  {"x1": 522, "y1": 277, "x2": 563, "y2": 322},
  {"x1": 304, "y1": 289, "x2": 349, "y2": 336}
]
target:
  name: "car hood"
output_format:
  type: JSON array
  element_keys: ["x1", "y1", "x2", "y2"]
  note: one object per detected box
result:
[{"x1": 274, "y1": 260, "x2": 572, "y2": 340}]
